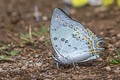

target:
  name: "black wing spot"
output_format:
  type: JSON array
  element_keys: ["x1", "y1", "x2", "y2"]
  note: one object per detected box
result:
[
  {"x1": 68, "y1": 45, "x2": 71, "y2": 47},
  {"x1": 61, "y1": 38, "x2": 65, "y2": 41},
  {"x1": 65, "y1": 40, "x2": 68, "y2": 43},
  {"x1": 54, "y1": 37, "x2": 57, "y2": 40},
  {"x1": 52, "y1": 29, "x2": 56, "y2": 31},
  {"x1": 74, "y1": 47, "x2": 77, "y2": 50},
  {"x1": 55, "y1": 45, "x2": 58, "y2": 47}
]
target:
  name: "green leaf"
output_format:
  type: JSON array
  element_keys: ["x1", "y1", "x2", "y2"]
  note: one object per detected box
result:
[
  {"x1": 40, "y1": 25, "x2": 47, "y2": 34},
  {"x1": 45, "y1": 39, "x2": 50, "y2": 44},
  {"x1": 117, "y1": 52, "x2": 120, "y2": 57},
  {"x1": 19, "y1": 33, "x2": 29, "y2": 41},
  {"x1": 9, "y1": 51, "x2": 20, "y2": 56},
  {"x1": 0, "y1": 41, "x2": 7, "y2": 47},
  {"x1": 23, "y1": 39, "x2": 34, "y2": 44},
  {"x1": 0, "y1": 56, "x2": 11, "y2": 60},
  {"x1": 115, "y1": 50, "x2": 120, "y2": 57},
  {"x1": 32, "y1": 32, "x2": 40, "y2": 37},
  {"x1": 110, "y1": 57, "x2": 120, "y2": 64}
]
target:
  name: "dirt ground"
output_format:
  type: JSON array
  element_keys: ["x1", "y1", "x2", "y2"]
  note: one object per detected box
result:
[{"x1": 0, "y1": 0, "x2": 120, "y2": 80}]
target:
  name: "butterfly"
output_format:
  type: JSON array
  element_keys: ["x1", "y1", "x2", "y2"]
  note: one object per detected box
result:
[{"x1": 50, "y1": 8, "x2": 103, "y2": 69}]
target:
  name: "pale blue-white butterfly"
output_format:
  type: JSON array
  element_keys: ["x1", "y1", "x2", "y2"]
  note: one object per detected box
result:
[{"x1": 50, "y1": 8, "x2": 103, "y2": 69}]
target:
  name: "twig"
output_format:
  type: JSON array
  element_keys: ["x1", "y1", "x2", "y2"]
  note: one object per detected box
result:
[{"x1": 29, "y1": 25, "x2": 32, "y2": 40}]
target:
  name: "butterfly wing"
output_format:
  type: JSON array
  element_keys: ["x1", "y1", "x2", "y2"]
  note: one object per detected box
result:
[
  {"x1": 50, "y1": 8, "x2": 77, "y2": 55},
  {"x1": 50, "y1": 8, "x2": 103, "y2": 64},
  {"x1": 50, "y1": 8, "x2": 85, "y2": 57}
]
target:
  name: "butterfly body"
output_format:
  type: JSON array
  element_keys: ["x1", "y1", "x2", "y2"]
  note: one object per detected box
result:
[{"x1": 50, "y1": 8, "x2": 103, "y2": 66}]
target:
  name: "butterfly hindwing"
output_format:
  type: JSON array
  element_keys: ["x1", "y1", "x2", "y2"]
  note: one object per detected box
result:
[{"x1": 50, "y1": 8, "x2": 103, "y2": 64}]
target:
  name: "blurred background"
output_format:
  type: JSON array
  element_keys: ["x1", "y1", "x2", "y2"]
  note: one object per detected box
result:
[{"x1": 0, "y1": 0, "x2": 120, "y2": 80}]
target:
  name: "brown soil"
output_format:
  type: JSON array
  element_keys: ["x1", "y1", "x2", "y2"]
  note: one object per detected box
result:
[{"x1": 0, "y1": 0, "x2": 120, "y2": 80}]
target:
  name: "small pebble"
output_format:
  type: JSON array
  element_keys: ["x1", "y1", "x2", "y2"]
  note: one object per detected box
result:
[
  {"x1": 105, "y1": 66, "x2": 111, "y2": 71},
  {"x1": 97, "y1": 58, "x2": 103, "y2": 61},
  {"x1": 35, "y1": 62, "x2": 42, "y2": 67},
  {"x1": 115, "y1": 41, "x2": 120, "y2": 47},
  {"x1": 44, "y1": 79, "x2": 51, "y2": 80},
  {"x1": 100, "y1": 32, "x2": 104, "y2": 35},
  {"x1": 70, "y1": 9, "x2": 76, "y2": 15},
  {"x1": 114, "y1": 67, "x2": 120, "y2": 73},
  {"x1": 21, "y1": 66, "x2": 26, "y2": 69},
  {"x1": 39, "y1": 36, "x2": 45, "y2": 41},
  {"x1": 34, "y1": 55, "x2": 39, "y2": 58},
  {"x1": 42, "y1": 16, "x2": 48, "y2": 21},
  {"x1": 0, "y1": 67, "x2": 3, "y2": 72},
  {"x1": 117, "y1": 33, "x2": 120, "y2": 38}
]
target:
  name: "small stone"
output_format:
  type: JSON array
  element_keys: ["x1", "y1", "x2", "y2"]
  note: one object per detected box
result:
[
  {"x1": 105, "y1": 66, "x2": 111, "y2": 71},
  {"x1": 104, "y1": 37, "x2": 110, "y2": 40},
  {"x1": 97, "y1": 58, "x2": 103, "y2": 61},
  {"x1": 112, "y1": 36, "x2": 116, "y2": 40},
  {"x1": 100, "y1": 32, "x2": 104, "y2": 35},
  {"x1": 115, "y1": 41, "x2": 120, "y2": 47},
  {"x1": 35, "y1": 62, "x2": 42, "y2": 67},
  {"x1": 28, "y1": 64, "x2": 33, "y2": 67},
  {"x1": 64, "y1": 0, "x2": 72, "y2": 5},
  {"x1": 109, "y1": 30, "x2": 115, "y2": 33},
  {"x1": 42, "y1": 16, "x2": 48, "y2": 21},
  {"x1": 48, "y1": 52, "x2": 52, "y2": 55},
  {"x1": 29, "y1": 60, "x2": 33, "y2": 63},
  {"x1": 94, "y1": 7, "x2": 108, "y2": 13},
  {"x1": 117, "y1": 33, "x2": 120, "y2": 38},
  {"x1": 114, "y1": 67, "x2": 120, "y2": 73},
  {"x1": 108, "y1": 44, "x2": 113, "y2": 48},
  {"x1": 70, "y1": 9, "x2": 76, "y2": 15},
  {"x1": 0, "y1": 67, "x2": 3, "y2": 72},
  {"x1": 44, "y1": 79, "x2": 51, "y2": 80},
  {"x1": 34, "y1": 55, "x2": 39, "y2": 58},
  {"x1": 21, "y1": 66, "x2": 26, "y2": 69},
  {"x1": 39, "y1": 36, "x2": 45, "y2": 41}
]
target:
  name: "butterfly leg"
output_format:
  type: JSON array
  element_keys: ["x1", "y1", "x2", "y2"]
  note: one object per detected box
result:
[
  {"x1": 72, "y1": 63, "x2": 79, "y2": 71},
  {"x1": 56, "y1": 62, "x2": 59, "y2": 70}
]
